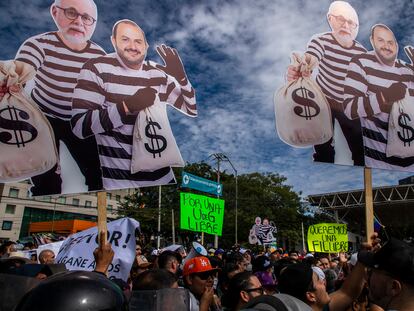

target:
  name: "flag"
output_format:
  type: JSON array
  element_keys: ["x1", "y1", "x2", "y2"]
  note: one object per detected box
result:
[{"x1": 374, "y1": 216, "x2": 384, "y2": 233}]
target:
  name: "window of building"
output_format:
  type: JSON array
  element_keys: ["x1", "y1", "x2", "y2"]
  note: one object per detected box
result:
[
  {"x1": 115, "y1": 195, "x2": 121, "y2": 202},
  {"x1": 5, "y1": 204, "x2": 16, "y2": 214},
  {"x1": 107, "y1": 204, "x2": 113, "y2": 211},
  {"x1": 9, "y1": 188, "x2": 19, "y2": 198},
  {"x1": 2, "y1": 221, "x2": 13, "y2": 231},
  {"x1": 72, "y1": 198, "x2": 80, "y2": 206},
  {"x1": 58, "y1": 197, "x2": 66, "y2": 204},
  {"x1": 107, "y1": 193, "x2": 112, "y2": 200},
  {"x1": 85, "y1": 201, "x2": 92, "y2": 207}
]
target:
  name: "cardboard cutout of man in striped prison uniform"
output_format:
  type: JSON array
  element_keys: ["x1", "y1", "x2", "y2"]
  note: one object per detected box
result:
[
  {"x1": 71, "y1": 20, "x2": 196, "y2": 190},
  {"x1": 14, "y1": 0, "x2": 104, "y2": 195},
  {"x1": 343, "y1": 24, "x2": 414, "y2": 171},
  {"x1": 287, "y1": 1, "x2": 365, "y2": 166}
]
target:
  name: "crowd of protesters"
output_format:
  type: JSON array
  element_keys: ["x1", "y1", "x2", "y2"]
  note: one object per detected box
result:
[{"x1": 1, "y1": 233, "x2": 414, "y2": 310}]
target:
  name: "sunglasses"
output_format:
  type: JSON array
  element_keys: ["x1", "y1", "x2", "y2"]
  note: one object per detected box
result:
[{"x1": 194, "y1": 272, "x2": 215, "y2": 280}]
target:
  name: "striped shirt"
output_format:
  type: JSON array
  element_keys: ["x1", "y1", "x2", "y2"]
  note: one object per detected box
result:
[
  {"x1": 15, "y1": 32, "x2": 106, "y2": 120},
  {"x1": 71, "y1": 53, "x2": 197, "y2": 190},
  {"x1": 306, "y1": 32, "x2": 366, "y2": 103},
  {"x1": 343, "y1": 51, "x2": 414, "y2": 170}
]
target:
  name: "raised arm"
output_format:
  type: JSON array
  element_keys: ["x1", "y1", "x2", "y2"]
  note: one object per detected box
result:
[
  {"x1": 329, "y1": 233, "x2": 381, "y2": 311},
  {"x1": 155, "y1": 45, "x2": 197, "y2": 116}
]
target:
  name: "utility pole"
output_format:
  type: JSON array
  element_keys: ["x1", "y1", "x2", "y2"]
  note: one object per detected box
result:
[{"x1": 210, "y1": 153, "x2": 238, "y2": 247}]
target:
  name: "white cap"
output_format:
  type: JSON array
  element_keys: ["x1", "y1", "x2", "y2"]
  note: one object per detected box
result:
[
  {"x1": 328, "y1": 1, "x2": 359, "y2": 25},
  {"x1": 240, "y1": 248, "x2": 251, "y2": 255},
  {"x1": 312, "y1": 266, "x2": 326, "y2": 280}
]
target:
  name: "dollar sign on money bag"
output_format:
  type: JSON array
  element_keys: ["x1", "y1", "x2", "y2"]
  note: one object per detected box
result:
[
  {"x1": 144, "y1": 117, "x2": 167, "y2": 158},
  {"x1": 0, "y1": 105, "x2": 38, "y2": 148},
  {"x1": 292, "y1": 87, "x2": 321, "y2": 120},
  {"x1": 397, "y1": 109, "x2": 414, "y2": 147}
]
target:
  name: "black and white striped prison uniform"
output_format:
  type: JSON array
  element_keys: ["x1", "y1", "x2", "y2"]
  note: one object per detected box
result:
[
  {"x1": 14, "y1": 32, "x2": 105, "y2": 194},
  {"x1": 343, "y1": 51, "x2": 414, "y2": 170},
  {"x1": 71, "y1": 53, "x2": 197, "y2": 190},
  {"x1": 307, "y1": 32, "x2": 367, "y2": 103},
  {"x1": 305, "y1": 32, "x2": 367, "y2": 165},
  {"x1": 15, "y1": 32, "x2": 106, "y2": 120}
]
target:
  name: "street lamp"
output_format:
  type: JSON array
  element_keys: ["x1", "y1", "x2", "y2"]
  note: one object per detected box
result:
[{"x1": 209, "y1": 153, "x2": 238, "y2": 246}]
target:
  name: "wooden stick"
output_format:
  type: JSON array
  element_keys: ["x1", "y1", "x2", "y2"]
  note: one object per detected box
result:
[
  {"x1": 364, "y1": 167, "x2": 374, "y2": 242},
  {"x1": 97, "y1": 191, "x2": 108, "y2": 246}
]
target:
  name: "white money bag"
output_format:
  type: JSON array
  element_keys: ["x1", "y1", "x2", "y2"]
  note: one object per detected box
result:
[
  {"x1": 0, "y1": 60, "x2": 58, "y2": 182},
  {"x1": 386, "y1": 93, "x2": 414, "y2": 158},
  {"x1": 131, "y1": 99, "x2": 184, "y2": 173},
  {"x1": 274, "y1": 52, "x2": 333, "y2": 147}
]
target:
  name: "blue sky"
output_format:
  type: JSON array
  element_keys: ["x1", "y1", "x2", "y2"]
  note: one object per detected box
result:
[{"x1": 1, "y1": 0, "x2": 414, "y2": 196}]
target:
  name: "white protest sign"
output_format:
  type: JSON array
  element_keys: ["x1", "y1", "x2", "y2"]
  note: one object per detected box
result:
[
  {"x1": 36, "y1": 240, "x2": 64, "y2": 262},
  {"x1": 56, "y1": 218, "x2": 139, "y2": 281}
]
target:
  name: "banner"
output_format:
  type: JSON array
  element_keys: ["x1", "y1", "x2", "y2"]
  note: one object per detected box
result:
[
  {"x1": 56, "y1": 218, "x2": 139, "y2": 281},
  {"x1": 307, "y1": 223, "x2": 348, "y2": 253},
  {"x1": 180, "y1": 192, "x2": 225, "y2": 236},
  {"x1": 181, "y1": 171, "x2": 223, "y2": 196}
]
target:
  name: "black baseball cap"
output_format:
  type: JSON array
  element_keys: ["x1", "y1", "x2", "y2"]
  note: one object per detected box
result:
[
  {"x1": 358, "y1": 237, "x2": 414, "y2": 285},
  {"x1": 158, "y1": 250, "x2": 182, "y2": 268},
  {"x1": 278, "y1": 263, "x2": 313, "y2": 301}
]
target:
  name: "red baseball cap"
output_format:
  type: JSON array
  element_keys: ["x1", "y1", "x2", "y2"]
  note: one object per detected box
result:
[{"x1": 183, "y1": 256, "x2": 220, "y2": 276}]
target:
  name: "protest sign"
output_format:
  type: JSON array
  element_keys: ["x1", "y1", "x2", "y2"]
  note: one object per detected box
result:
[
  {"x1": 248, "y1": 216, "x2": 277, "y2": 245},
  {"x1": 180, "y1": 192, "x2": 225, "y2": 236},
  {"x1": 56, "y1": 218, "x2": 139, "y2": 281},
  {"x1": 0, "y1": 2, "x2": 197, "y2": 196},
  {"x1": 307, "y1": 223, "x2": 348, "y2": 253},
  {"x1": 274, "y1": 1, "x2": 414, "y2": 174}
]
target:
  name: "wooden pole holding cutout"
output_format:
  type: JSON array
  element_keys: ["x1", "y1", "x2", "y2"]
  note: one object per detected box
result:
[
  {"x1": 97, "y1": 191, "x2": 108, "y2": 246},
  {"x1": 157, "y1": 186, "x2": 162, "y2": 249},
  {"x1": 364, "y1": 167, "x2": 374, "y2": 242}
]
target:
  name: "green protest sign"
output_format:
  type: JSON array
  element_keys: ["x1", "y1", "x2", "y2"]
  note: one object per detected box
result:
[
  {"x1": 307, "y1": 223, "x2": 348, "y2": 252},
  {"x1": 180, "y1": 192, "x2": 225, "y2": 236}
]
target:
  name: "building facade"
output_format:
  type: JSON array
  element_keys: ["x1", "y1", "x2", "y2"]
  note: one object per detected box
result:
[{"x1": 0, "y1": 181, "x2": 131, "y2": 241}]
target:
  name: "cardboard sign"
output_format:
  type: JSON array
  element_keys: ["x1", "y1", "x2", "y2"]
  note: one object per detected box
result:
[
  {"x1": 307, "y1": 223, "x2": 348, "y2": 253},
  {"x1": 56, "y1": 218, "x2": 139, "y2": 281},
  {"x1": 248, "y1": 216, "x2": 277, "y2": 245},
  {"x1": 180, "y1": 192, "x2": 224, "y2": 236},
  {"x1": 0, "y1": 2, "x2": 197, "y2": 196}
]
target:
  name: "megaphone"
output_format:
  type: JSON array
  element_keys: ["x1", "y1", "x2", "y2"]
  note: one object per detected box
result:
[{"x1": 182, "y1": 241, "x2": 207, "y2": 265}]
